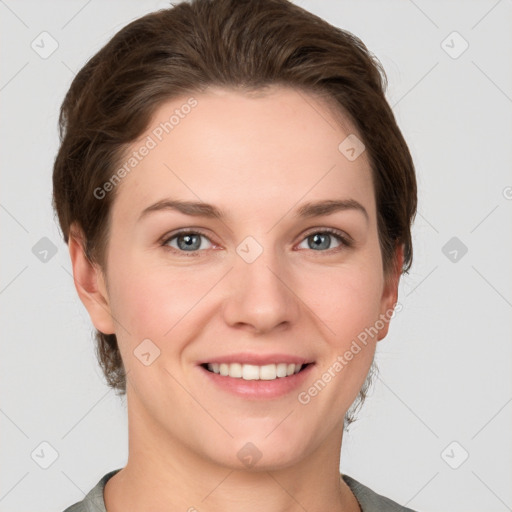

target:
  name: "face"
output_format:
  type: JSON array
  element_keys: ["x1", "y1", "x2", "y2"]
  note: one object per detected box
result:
[{"x1": 77, "y1": 86, "x2": 400, "y2": 470}]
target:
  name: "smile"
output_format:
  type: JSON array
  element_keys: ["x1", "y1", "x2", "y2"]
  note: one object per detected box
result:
[
  {"x1": 203, "y1": 362, "x2": 311, "y2": 381},
  {"x1": 199, "y1": 362, "x2": 314, "y2": 400}
]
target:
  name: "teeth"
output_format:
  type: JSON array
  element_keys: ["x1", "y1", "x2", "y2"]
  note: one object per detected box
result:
[{"x1": 206, "y1": 362, "x2": 304, "y2": 380}]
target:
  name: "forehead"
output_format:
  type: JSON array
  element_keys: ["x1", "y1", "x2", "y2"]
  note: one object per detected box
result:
[{"x1": 110, "y1": 86, "x2": 375, "y2": 227}]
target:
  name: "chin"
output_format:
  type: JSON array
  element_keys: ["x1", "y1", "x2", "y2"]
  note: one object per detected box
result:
[{"x1": 204, "y1": 433, "x2": 308, "y2": 472}]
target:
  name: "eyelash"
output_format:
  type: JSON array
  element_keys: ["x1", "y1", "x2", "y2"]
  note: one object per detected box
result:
[{"x1": 160, "y1": 227, "x2": 352, "y2": 257}]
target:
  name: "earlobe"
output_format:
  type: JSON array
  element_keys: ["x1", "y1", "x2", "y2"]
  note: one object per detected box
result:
[
  {"x1": 377, "y1": 243, "x2": 404, "y2": 341},
  {"x1": 68, "y1": 225, "x2": 116, "y2": 335}
]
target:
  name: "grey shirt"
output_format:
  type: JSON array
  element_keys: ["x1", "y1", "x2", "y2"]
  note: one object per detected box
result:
[{"x1": 63, "y1": 468, "x2": 418, "y2": 512}]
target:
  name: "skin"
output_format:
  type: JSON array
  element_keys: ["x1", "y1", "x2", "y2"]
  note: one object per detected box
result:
[{"x1": 69, "y1": 85, "x2": 403, "y2": 512}]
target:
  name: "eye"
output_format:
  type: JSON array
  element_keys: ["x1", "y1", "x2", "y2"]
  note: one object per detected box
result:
[
  {"x1": 161, "y1": 227, "x2": 351, "y2": 256},
  {"x1": 161, "y1": 230, "x2": 214, "y2": 255},
  {"x1": 297, "y1": 228, "x2": 351, "y2": 252}
]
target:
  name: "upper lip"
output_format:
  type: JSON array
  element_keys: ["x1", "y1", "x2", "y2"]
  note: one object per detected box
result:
[{"x1": 198, "y1": 353, "x2": 314, "y2": 366}]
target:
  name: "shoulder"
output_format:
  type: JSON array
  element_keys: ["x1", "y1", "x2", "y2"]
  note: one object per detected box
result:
[
  {"x1": 342, "y1": 473, "x2": 419, "y2": 512},
  {"x1": 61, "y1": 469, "x2": 122, "y2": 512}
]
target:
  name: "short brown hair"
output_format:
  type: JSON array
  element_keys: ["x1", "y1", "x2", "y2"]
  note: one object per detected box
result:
[{"x1": 52, "y1": 0, "x2": 417, "y2": 425}]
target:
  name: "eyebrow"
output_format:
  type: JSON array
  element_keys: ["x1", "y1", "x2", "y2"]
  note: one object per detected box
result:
[{"x1": 138, "y1": 198, "x2": 369, "y2": 222}]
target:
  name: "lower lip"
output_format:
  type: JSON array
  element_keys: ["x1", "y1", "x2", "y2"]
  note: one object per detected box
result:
[{"x1": 198, "y1": 364, "x2": 315, "y2": 400}]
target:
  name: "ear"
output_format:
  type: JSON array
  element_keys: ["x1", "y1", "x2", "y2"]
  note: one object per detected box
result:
[
  {"x1": 68, "y1": 224, "x2": 116, "y2": 335},
  {"x1": 376, "y1": 243, "x2": 404, "y2": 341}
]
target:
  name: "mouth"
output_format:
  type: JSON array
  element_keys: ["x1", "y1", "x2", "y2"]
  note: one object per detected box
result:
[
  {"x1": 197, "y1": 360, "x2": 315, "y2": 400},
  {"x1": 200, "y1": 362, "x2": 313, "y2": 381}
]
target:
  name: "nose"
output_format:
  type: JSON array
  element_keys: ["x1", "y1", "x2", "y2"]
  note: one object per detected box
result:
[{"x1": 221, "y1": 242, "x2": 300, "y2": 334}]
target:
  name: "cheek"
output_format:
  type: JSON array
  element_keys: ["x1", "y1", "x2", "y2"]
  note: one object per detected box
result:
[
  {"x1": 302, "y1": 268, "x2": 382, "y2": 399},
  {"x1": 106, "y1": 265, "x2": 203, "y2": 388},
  {"x1": 107, "y1": 256, "x2": 217, "y2": 349},
  {"x1": 301, "y1": 261, "x2": 384, "y2": 342}
]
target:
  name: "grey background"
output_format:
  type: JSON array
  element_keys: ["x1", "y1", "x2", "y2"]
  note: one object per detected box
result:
[{"x1": 1, "y1": 1, "x2": 511, "y2": 511}]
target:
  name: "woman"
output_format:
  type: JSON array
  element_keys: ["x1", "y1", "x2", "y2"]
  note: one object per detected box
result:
[{"x1": 53, "y1": 0, "x2": 417, "y2": 510}]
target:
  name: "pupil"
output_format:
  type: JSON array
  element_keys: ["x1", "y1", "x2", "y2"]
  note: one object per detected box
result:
[
  {"x1": 179, "y1": 234, "x2": 200, "y2": 251},
  {"x1": 310, "y1": 233, "x2": 329, "y2": 250}
]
